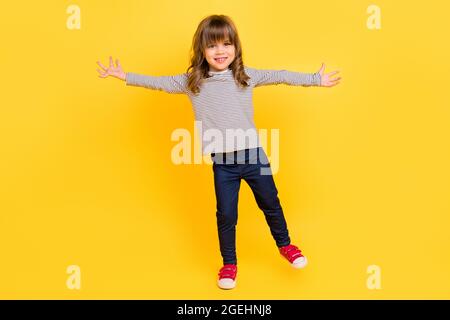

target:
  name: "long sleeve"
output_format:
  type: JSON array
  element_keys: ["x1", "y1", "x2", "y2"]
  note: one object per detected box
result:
[
  {"x1": 125, "y1": 72, "x2": 189, "y2": 94},
  {"x1": 244, "y1": 66, "x2": 321, "y2": 88}
]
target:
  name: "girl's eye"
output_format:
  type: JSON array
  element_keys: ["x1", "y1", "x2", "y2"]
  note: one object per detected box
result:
[{"x1": 208, "y1": 43, "x2": 231, "y2": 48}]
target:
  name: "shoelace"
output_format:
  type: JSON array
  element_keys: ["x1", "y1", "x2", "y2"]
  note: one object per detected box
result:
[
  {"x1": 281, "y1": 245, "x2": 303, "y2": 263},
  {"x1": 218, "y1": 265, "x2": 237, "y2": 279}
]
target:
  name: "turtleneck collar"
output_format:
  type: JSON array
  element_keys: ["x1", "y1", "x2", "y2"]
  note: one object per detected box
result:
[{"x1": 208, "y1": 68, "x2": 231, "y2": 76}]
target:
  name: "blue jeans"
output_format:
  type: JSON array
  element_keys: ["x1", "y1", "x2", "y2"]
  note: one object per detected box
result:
[{"x1": 211, "y1": 147, "x2": 291, "y2": 265}]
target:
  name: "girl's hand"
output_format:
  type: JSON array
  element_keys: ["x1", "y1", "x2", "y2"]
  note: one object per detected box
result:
[
  {"x1": 317, "y1": 63, "x2": 341, "y2": 87},
  {"x1": 96, "y1": 56, "x2": 126, "y2": 81}
]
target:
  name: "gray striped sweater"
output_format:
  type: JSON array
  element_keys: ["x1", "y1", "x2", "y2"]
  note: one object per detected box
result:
[{"x1": 125, "y1": 66, "x2": 321, "y2": 155}]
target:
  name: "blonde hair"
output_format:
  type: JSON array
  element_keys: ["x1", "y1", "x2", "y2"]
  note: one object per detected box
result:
[{"x1": 185, "y1": 14, "x2": 250, "y2": 95}]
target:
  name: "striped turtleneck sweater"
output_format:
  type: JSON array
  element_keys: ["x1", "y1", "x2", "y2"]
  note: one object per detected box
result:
[{"x1": 125, "y1": 66, "x2": 321, "y2": 155}]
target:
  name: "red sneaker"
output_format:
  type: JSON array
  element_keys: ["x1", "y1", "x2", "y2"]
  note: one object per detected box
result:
[
  {"x1": 279, "y1": 244, "x2": 308, "y2": 268},
  {"x1": 217, "y1": 264, "x2": 237, "y2": 289}
]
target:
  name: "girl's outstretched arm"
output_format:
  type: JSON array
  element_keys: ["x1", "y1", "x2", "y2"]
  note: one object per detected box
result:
[
  {"x1": 245, "y1": 63, "x2": 341, "y2": 88},
  {"x1": 125, "y1": 72, "x2": 188, "y2": 95},
  {"x1": 96, "y1": 56, "x2": 188, "y2": 94}
]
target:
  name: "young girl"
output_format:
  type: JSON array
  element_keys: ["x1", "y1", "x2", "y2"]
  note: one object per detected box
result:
[{"x1": 97, "y1": 14, "x2": 341, "y2": 290}]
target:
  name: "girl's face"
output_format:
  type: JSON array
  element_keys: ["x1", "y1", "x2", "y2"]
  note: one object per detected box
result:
[{"x1": 204, "y1": 38, "x2": 236, "y2": 72}]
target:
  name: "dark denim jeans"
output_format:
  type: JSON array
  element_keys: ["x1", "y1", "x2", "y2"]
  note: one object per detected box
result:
[{"x1": 211, "y1": 147, "x2": 291, "y2": 265}]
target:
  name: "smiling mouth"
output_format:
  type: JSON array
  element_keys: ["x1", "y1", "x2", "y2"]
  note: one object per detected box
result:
[{"x1": 214, "y1": 57, "x2": 227, "y2": 63}]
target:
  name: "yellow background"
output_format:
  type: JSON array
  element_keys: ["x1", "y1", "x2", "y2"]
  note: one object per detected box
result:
[{"x1": 1, "y1": 0, "x2": 449, "y2": 299}]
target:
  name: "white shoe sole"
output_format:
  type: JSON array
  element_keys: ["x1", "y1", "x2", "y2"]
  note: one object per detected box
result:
[
  {"x1": 291, "y1": 256, "x2": 308, "y2": 269},
  {"x1": 217, "y1": 278, "x2": 236, "y2": 289}
]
